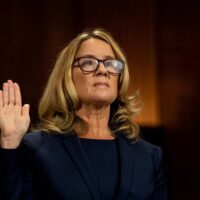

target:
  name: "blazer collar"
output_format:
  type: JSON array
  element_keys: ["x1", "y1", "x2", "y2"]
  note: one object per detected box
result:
[
  {"x1": 115, "y1": 133, "x2": 135, "y2": 200},
  {"x1": 61, "y1": 132, "x2": 136, "y2": 200},
  {"x1": 61, "y1": 133, "x2": 101, "y2": 200}
]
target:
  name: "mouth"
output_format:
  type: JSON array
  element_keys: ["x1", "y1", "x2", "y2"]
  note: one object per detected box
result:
[{"x1": 93, "y1": 82, "x2": 109, "y2": 87}]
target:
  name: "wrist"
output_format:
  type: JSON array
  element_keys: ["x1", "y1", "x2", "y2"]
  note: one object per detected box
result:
[{"x1": 0, "y1": 134, "x2": 22, "y2": 149}]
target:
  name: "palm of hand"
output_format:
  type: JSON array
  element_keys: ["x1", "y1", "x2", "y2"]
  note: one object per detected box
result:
[{"x1": 0, "y1": 80, "x2": 30, "y2": 148}]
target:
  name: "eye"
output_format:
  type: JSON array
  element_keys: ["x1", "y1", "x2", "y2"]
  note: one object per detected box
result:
[
  {"x1": 80, "y1": 58, "x2": 96, "y2": 67},
  {"x1": 83, "y1": 60, "x2": 94, "y2": 66},
  {"x1": 104, "y1": 60, "x2": 113, "y2": 67}
]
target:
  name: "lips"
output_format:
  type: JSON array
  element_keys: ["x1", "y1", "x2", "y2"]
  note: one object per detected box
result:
[{"x1": 93, "y1": 82, "x2": 109, "y2": 87}]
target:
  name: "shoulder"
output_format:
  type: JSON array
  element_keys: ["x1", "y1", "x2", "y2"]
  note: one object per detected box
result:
[
  {"x1": 135, "y1": 139, "x2": 162, "y2": 154},
  {"x1": 23, "y1": 131, "x2": 49, "y2": 142},
  {"x1": 118, "y1": 134, "x2": 162, "y2": 158},
  {"x1": 22, "y1": 131, "x2": 62, "y2": 150},
  {"x1": 118, "y1": 133, "x2": 165, "y2": 177},
  {"x1": 133, "y1": 139, "x2": 164, "y2": 169},
  {"x1": 119, "y1": 133, "x2": 162, "y2": 154},
  {"x1": 120, "y1": 134, "x2": 163, "y2": 166}
]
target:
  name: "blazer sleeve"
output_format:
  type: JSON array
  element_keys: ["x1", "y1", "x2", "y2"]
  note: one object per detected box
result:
[
  {"x1": 0, "y1": 145, "x2": 33, "y2": 200},
  {"x1": 153, "y1": 147, "x2": 168, "y2": 200}
]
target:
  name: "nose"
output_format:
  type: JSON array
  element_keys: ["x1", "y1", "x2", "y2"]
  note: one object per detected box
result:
[{"x1": 94, "y1": 61, "x2": 108, "y2": 76}]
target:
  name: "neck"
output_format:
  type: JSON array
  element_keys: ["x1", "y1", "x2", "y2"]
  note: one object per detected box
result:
[{"x1": 74, "y1": 104, "x2": 115, "y2": 139}]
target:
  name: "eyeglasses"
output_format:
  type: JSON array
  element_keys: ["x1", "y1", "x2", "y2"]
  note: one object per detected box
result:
[{"x1": 73, "y1": 57, "x2": 124, "y2": 75}]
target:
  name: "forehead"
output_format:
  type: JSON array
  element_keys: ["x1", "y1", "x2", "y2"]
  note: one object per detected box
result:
[{"x1": 75, "y1": 38, "x2": 115, "y2": 58}]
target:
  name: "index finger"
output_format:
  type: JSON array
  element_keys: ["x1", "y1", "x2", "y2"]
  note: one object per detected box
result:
[{"x1": 14, "y1": 83, "x2": 22, "y2": 106}]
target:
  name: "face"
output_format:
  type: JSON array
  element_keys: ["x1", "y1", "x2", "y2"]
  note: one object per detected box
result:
[{"x1": 72, "y1": 38, "x2": 119, "y2": 107}]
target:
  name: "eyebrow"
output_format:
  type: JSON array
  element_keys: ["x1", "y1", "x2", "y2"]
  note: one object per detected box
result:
[{"x1": 76, "y1": 54, "x2": 115, "y2": 60}]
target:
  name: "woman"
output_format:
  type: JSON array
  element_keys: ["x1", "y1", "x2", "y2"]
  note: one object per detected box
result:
[{"x1": 0, "y1": 28, "x2": 167, "y2": 199}]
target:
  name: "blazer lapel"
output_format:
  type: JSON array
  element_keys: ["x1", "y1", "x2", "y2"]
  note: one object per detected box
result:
[
  {"x1": 61, "y1": 133, "x2": 101, "y2": 200},
  {"x1": 115, "y1": 133, "x2": 135, "y2": 200}
]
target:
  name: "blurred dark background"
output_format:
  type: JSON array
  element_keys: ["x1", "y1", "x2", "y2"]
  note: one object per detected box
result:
[{"x1": 0, "y1": 0, "x2": 200, "y2": 199}]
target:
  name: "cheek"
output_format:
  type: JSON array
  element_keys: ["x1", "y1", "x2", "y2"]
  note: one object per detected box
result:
[
  {"x1": 74, "y1": 78, "x2": 85, "y2": 92},
  {"x1": 73, "y1": 73, "x2": 91, "y2": 97},
  {"x1": 111, "y1": 77, "x2": 119, "y2": 96}
]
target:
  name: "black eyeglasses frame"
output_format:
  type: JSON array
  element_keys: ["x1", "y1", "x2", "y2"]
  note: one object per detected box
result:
[{"x1": 73, "y1": 56, "x2": 125, "y2": 75}]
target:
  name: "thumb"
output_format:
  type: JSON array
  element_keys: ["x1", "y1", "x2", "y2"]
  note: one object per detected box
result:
[{"x1": 22, "y1": 104, "x2": 30, "y2": 117}]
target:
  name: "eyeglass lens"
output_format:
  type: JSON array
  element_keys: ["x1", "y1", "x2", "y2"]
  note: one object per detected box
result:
[{"x1": 78, "y1": 57, "x2": 123, "y2": 74}]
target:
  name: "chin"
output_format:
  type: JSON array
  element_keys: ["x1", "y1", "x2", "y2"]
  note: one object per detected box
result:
[{"x1": 90, "y1": 95, "x2": 116, "y2": 105}]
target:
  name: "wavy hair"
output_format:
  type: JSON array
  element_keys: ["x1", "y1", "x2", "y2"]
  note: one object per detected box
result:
[{"x1": 36, "y1": 28, "x2": 140, "y2": 140}]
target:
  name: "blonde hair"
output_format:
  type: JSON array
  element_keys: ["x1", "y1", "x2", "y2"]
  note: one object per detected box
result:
[{"x1": 36, "y1": 28, "x2": 140, "y2": 140}]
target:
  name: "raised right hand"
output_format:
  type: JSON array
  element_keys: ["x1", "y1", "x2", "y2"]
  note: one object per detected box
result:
[{"x1": 0, "y1": 80, "x2": 30, "y2": 149}]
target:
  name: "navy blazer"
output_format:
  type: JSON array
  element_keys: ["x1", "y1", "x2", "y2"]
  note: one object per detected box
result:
[{"x1": 0, "y1": 131, "x2": 167, "y2": 200}]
